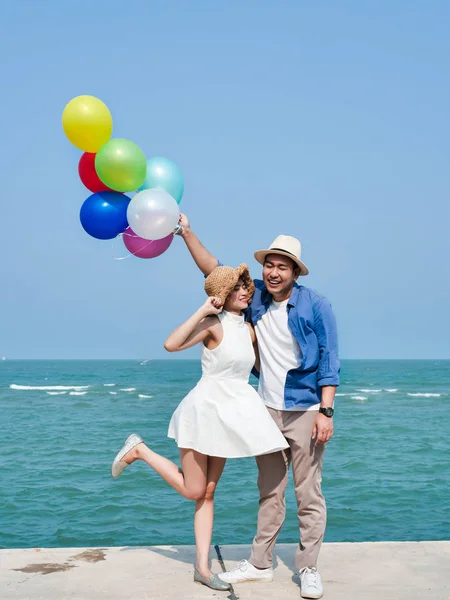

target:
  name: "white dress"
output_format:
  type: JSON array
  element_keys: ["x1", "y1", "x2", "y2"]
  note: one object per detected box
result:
[{"x1": 168, "y1": 311, "x2": 289, "y2": 458}]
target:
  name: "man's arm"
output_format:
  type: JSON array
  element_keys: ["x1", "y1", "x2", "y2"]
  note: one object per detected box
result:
[
  {"x1": 313, "y1": 297, "x2": 340, "y2": 387},
  {"x1": 177, "y1": 214, "x2": 219, "y2": 276},
  {"x1": 312, "y1": 296, "x2": 340, "y2": 445}
]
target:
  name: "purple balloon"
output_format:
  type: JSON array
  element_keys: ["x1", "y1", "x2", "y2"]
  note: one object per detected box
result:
[{"x1": 122, "y1": 227, "x2": 173, "y2": 259}]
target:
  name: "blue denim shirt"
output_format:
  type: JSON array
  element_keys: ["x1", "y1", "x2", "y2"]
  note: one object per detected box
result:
[{"x1": 247, "y1": 279, "x2": 340, "y2": 409}]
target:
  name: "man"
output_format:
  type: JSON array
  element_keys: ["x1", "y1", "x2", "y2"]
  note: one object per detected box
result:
[{"x1": 177, "y1": 215, "x2": 340, "y2": 599}]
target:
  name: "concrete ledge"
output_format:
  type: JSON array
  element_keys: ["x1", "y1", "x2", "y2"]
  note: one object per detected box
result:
[{"x1": 1, "y1": 542, "x2": 449, "y2": 599}]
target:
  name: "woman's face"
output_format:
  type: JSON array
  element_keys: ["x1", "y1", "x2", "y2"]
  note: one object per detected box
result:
[{"x1": 224, "y1": 278, "x2": 250, "y2": 312}]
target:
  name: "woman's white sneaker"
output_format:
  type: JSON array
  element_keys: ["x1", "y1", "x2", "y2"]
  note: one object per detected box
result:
[
  {"x1": 218, "y1": 559, "x2": 273, "y2": 584},
  {"x1": 299, "y1": 567, "x2": 323, "y2": 599}
]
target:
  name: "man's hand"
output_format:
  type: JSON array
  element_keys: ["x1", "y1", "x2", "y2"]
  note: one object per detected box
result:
[
  {"x1": 178, "y1": 213, "x2": 191, "y2": 237},
  {"x1": 312, "y1": 413, "x2": 334, "y2": 446}
]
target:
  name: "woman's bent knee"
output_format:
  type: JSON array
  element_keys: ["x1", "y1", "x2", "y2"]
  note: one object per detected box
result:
[
  {"x1": 203, "y1": 481, "x2": 217, "y2": 501},
  {"x1": 185, "y1": 486, "x2": 206, "y2": 501}
]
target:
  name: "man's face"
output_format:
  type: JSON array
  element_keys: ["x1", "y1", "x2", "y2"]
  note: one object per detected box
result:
[{"x1": 262, "y1": 253, "x2": 299, "y2": 300}]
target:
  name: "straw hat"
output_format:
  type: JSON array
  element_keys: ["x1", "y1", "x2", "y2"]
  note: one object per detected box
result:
[
  {"x1": 254, "y1": 235, "x2": 309, "y2": 276},
  {"x1": 204, "y1": 264, "x2": 255, "y2": 304}
]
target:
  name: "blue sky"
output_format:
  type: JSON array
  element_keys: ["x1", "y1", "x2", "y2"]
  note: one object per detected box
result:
[{"x1": 1, "y1": 1, "x2": 449, "y2": 359}]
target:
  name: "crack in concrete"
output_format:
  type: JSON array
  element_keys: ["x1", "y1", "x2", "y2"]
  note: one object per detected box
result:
[{"x1": 214, "y1": 544, "x2": 238, "y2": 600}]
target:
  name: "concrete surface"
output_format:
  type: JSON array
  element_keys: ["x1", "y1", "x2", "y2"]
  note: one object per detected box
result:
[{"x1": 0, "y1": 542, "x2": 448, "y2": 599}]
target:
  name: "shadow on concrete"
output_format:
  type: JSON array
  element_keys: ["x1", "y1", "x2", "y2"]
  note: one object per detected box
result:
[{"x1": 119, "y1": 544, "x2": 196, "y2": 564}]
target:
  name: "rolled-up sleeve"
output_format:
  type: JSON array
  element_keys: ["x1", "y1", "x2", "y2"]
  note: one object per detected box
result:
[
  {"x1": 203, "y1": 260, "x2": 223, "y2": 278},
  {"x1": 313, "y1": 297, "x2": 340, "y2": 387}
]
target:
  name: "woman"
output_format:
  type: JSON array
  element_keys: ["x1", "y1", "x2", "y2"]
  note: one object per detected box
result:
[{"x1": 111, "y1": 265, "x2": 288, "y2": 591}]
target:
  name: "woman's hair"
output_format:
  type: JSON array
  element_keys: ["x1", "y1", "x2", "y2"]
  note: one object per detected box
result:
[{"x1": 227, "y1": 271, "x2": 255, "y2": 303}]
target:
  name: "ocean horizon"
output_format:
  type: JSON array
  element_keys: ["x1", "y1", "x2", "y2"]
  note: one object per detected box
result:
[
  {"x1": 3, "y1": 357, "x2": 450, "y2": 361},
  {"x1": 1, "y1": 359, "x2": 449, "y2": 549}
]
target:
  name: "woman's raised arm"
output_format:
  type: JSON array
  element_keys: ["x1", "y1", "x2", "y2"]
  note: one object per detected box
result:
[{"x1": 164, "y1": 297, "x2": 222, "y2": 353}]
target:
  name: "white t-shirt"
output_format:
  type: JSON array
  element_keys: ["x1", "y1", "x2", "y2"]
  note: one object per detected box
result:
[{"x1": 255, "y1": 299, "x2": 319, "y2": 412}]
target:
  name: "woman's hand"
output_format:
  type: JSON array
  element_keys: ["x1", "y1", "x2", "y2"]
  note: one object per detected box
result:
[
  {"x1": 165, "y1": 298, "x2": 221, "y2": 353},
  {"x1": 201, "y1": 296, "x2": 223, "y2": 316}
]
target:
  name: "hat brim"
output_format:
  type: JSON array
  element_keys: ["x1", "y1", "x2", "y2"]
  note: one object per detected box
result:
[
  {"x1": 204, "y1": 264, "x2": 255, "y2": 304},
  {"x1": 228, "y1": 264, "x2": 255, "y2": 302},
  {"x1": 254, "y1": 249, "x2": 309, "y2": 276}
]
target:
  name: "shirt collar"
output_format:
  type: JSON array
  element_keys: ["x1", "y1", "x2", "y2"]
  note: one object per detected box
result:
[
  {"x1": 287, "y1": 283, "x2": 301, "y2": 308},
  {"x1": 260, "y1": 281, "x2": 301, "y2": 308}
]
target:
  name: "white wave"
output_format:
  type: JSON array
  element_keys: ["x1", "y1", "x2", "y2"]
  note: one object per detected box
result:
[
  {"x1": 357, "y1": 389, "x2": 381, "y2": 393},
  {"x1": 351, "y1": 395, "x2": 368, "y2": 401},
  {"x1": 104, "y1": 383, "x2": 116, "y2": 387},
  {"x1": 335, "y1": 393, "x2": 349, "y2": 397},
  {"x1": 120, "y1": 388, "x2": 136, "y2": 392},
  {"x1": 407, "y1": 392, "x2": 441, "y2": 398},
  {"x1": 385, "y1": 389, "x2": 398, "y2": 392},
  {"x1": 109, "y1": 391, "x2": 117, "y2": 395},
  {"x1": 70, "y1": 391, "x2": 87, "y2": 396},
  {"x1": 47, "y1": 391, "x2": 67, "y2": 396},
  {"x1": 10, "y1": 384, "x2": 89, "y2": 391},
  {"x1": 138, "y1": 394, "x2": 153, "y2": 399}
]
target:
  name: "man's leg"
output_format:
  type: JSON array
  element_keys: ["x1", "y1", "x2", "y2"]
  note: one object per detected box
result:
[
  {"x1": 287, "y1": 410, "x2": 326, "y2": 570},
  {"x1": 249, "y1": 409, "x2": 290, "y2": 569},
  {"x1": 218, "y1": 409, "x2": 289, "y2": 585}
]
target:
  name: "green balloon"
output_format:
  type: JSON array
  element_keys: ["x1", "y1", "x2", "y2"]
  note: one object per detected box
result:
[{"x1": 95, "y1": 138, "x2": 147, "y2": 192}]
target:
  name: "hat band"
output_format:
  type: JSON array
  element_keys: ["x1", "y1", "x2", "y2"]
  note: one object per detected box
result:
[{"x1": 267, "y1": 247, "x2": 299, "y2": 260}]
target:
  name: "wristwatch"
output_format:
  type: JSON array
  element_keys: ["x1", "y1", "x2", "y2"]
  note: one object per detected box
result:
[{"x1": 319, "y1": 407, "x2": 334, "y2": 418}]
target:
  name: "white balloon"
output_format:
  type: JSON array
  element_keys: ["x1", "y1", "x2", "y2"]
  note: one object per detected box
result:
[{"x1": 127, "y1": 189, "x2": 180, "y2": 240}]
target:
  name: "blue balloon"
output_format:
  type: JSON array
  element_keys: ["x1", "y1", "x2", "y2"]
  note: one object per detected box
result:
[
  {"x1": 139, "y1": 157, "x2": 184, "y2": 204},
  {"x1": 80, "y1": 192, "x2": 130, "y2": 240}
]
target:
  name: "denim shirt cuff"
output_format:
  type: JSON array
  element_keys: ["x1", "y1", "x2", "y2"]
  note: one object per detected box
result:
[
  {"x1": 203, "y1": 260, "x2": 223, "y2": 278},
  {"x1": 318, "y1": 375, "x2": 340, "y2": 387}
]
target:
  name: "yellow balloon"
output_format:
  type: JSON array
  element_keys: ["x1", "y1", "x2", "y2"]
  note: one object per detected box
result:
[{"x1": 62, "y1": 95, "x2": 113, "y2": 152}]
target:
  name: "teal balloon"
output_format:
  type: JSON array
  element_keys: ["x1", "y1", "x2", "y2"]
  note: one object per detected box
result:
[{"x1": 139, "y1": 157, "x2": 184, "y2": 204}]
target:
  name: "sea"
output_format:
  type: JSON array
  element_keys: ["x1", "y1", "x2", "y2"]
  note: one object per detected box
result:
[{"x1": 1, "y1": 359, "x2": 449, "y2": 549}]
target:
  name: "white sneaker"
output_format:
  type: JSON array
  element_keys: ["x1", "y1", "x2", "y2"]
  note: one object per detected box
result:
[
  {"x1": 299, "y1": 567, "x2": 323, "y2": 599},
  {"x1": 218, "y1": 559, "x2": 273, "y2": 584}
]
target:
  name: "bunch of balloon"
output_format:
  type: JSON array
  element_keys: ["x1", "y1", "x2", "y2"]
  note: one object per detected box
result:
[{"x1": 62, "y1": 95, "x2": 184, "y2": 259}]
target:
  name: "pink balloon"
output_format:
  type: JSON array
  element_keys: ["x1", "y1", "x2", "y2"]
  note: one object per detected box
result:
[{"x1": 123, "y1": 227, "x2": 173, "y2": 259}]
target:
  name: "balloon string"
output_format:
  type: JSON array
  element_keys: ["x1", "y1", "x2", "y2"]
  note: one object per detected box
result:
[
  {"x1": 112, "y1": 231, "x2": 154, "y2": 261},
  {"x1": 112, "y1": 233, "x2": 134, "y2": 261},
  {"x1": 111, "y1": 231, "x2": 176, "y2": 261}
]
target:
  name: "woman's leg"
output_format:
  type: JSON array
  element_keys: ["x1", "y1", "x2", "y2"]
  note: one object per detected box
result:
[
  {"x1": 194, "y1": 456, "x2": 226, "y2": 577},
  {"x1": 122, "y1": 444, "x2": 208, "y2": 500}
]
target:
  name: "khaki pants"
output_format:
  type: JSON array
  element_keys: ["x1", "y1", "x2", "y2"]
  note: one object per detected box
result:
[{"x1": 249, "y1": 408, "x2": 326, "y2": 570}]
